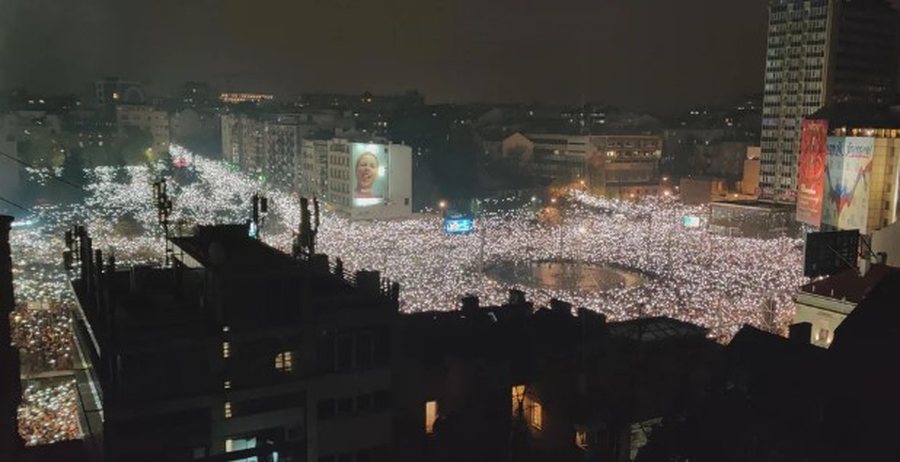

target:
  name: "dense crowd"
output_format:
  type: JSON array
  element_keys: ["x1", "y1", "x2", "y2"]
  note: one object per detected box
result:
[
  {"x1": 6, "y1": 144, "x2": 808, "y2": 445},
  {"x1": 10, "y1": 145, "x2": 805, "y2": 342},
  {"x1": 10, "y1": 301, "x2": 76, "y2": 374},
  {"x1": 17, "y1": 380, "x2": 81, "y2": 446}
]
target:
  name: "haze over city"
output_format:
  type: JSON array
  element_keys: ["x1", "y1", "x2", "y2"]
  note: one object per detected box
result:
[{"x1": 2, "y1": 1, "x2": 900, "y2": 461}]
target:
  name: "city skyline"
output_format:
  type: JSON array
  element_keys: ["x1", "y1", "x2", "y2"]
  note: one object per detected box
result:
[{"x1": 0, "y1": 0, "x2": 821, "y2": 113}]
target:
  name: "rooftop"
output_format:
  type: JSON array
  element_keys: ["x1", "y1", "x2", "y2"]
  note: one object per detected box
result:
[
  {"x1": 608, "y1": 316, "x2": 709, "y2": 342},
  {"x1": 808, "y1": 104, "x2": 900, "y2": 130},
  {"x1": 171, "y1": 224, "x2": 300, "y2": 270},
  {"x1": 800, "y1": 264, "x2": 893, "y2": 304}
]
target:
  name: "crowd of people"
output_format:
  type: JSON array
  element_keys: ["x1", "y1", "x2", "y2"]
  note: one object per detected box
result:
[
  {"x1": 17, "y1": 380, "x2": 81, "y2": 446},
  {"x1": 6, "y1": 144, "x2": 809, "y2": 444},
  {"x1": 11, "y1": 301, "x2": 76, "y2": 375},
  {"x1": 10, "y1": 145, "x2": 806, "y2": 343}
]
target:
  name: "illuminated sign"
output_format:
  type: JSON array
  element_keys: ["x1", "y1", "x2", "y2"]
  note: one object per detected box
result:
[
  {"x1": 352, "y1": 143, "x2": 389, "y2": 208},
  {"x1": 796, "y1": 120, "x2": 828, "y2": 227},
  {"x1": 444, "y1": 216, "x2": 474, "y2": 234},
  {"x1": 682, "y1": 215, "x2": 701, "y2": 228},
  {"x1": 822, "y1": 137, "x2": 874, "y2": 231}
]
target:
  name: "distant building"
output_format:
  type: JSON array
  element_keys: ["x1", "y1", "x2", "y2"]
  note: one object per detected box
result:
[
  {"x1": 707, "y1": 201, "x2": 796, "y2": 238},
  {"x1": 95, "y1": 78, "x2": 146, "y2": 108},
  {"x1": 795, "y1": 105, "x2": 900, "y2": 233},
  {"x1": 69, "y1": 224, "x2": 399, "y2": 461},
  {"x1": 299, "y1": 139, "x2": 413, "y2": 220},
  {"x1": 179, "y1": 81, "x2": 215, "y2": 109},
  {"x1": 872, "y1": 220, "x2": 900, "y2": 268},
  {"x1": 740, "y1": 147, "x2": 761, "y2": 195},
  {"x1": 586, "y1": 135, "x2": 662, "y2": 200},
  {"x1": 219, "y1": 92, "x2": 275, "y2": 105},
  {"x1": 501, "y1": 132, "x2": 662, "y2": 199},
  {"x1": 501, "y1": 133, "x2": 593, "y2": 182},
  {"x1": 679, "y1": 177, "x2": 728, "y2": 205},
  {"x1": 169, "y1": 108, "x2": 221, "y2": 155},
  {"x1": 115, "y1": 104, "x2": 170, "y2": 153},
  {"x1": 760, "y1": 0, "x2": 897, "y2": 201},
  {"x1": 221, "y1": 112, "x2": 319, "y2": 190}
]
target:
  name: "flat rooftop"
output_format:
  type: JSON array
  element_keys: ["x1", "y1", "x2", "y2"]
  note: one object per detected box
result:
[
  {"x1": 171, "y1": 224, "x2": 300, "y2": 270},
  {"x1": 801, "y1": 264, "x2": 894, "y2": 304},
  {"x1": 608, "y1": 316, "x2": 709, "y2": 342}
]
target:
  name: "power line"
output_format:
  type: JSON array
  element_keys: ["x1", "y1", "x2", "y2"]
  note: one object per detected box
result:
[
  {"x1": 0, "y1": 195, "x2": 32, "y2": 213},
  {"x1": 0, "y1": 149, "x2": 85, "y2": 191}
]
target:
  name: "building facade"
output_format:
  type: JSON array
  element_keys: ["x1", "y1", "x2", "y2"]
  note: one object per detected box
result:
[
  {"x1": 325, "y1": 140, "x2": 413, "y2": 220},
  {"x1": 69, "y1": 224, "x2": 399, "y2": 461},
  {"x1": 116, "y1": 104, "x2": 170, "y2": 153},
  {"x1": 796, "y1": 106, "x2": 900, "y2": 233},
  {"x1": 586, "y1": 135, "x2": 663, "y2": 200},
  {"x1": 759, "y1": 0, "x2": 897, "y2": 201},
  {"x1": 793, "y1": 264, "x2": 893, "y2": 347}
]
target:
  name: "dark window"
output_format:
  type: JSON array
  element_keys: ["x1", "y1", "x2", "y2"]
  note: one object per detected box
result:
[
  {"x1": 336, "y1": 334, "x2": 353, "y2": 371},
  {"x1": 337, "y1": 397, "x2": 353, "y2": 414},
  {"x1": 317, "y1": 399, "x2": 335, "y2": 420},
  {"x1": 373, "y1": 390, "x2": 391, "y2": 410},
  {"x1": 356, "y1": 393, "x2": 372, "y2": 412},
  {"x1": 356, "y1": 332, "x2": 373, "y2": 369}
]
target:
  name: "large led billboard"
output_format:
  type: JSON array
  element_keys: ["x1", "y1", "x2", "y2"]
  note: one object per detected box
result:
[
  {"x1": 351, "y1": 143, "x2": 389, "y2": 207},
  {"x1": 822, "y1": 137, "x2": 874, "y2": 231},
  {"x1": 796, "y1": 120, "x2": 828, "y2": 227},
  {"x1": 444, "y1": 216, "x2": 474, "y2": 234},
  {"x1": 682, "y1": 215, "x2": 701, "y2": 228}
]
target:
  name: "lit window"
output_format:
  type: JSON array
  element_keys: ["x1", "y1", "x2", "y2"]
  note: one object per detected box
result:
[
  {"x1": 575, "y1": 430, "x2": 588, "y2": 450},
  {"x1": 225, "y1": 436, "x2": 256, "y2": 453},
  {"x1": 511, "y1": 385, "x2": 525, "y2": 417},
  {"x1": 275, "y1": 351, "x2": 293, "y2": 372},
  {"x1": 527, "y1": 400, "x2": 543, "y2": 430},
  {"x1": 223, "y1": 342, "x2": 230, "y2": 358},
  {"x1": 224, "y1": 401, "x2": 232, "y2": 419},
  {"x1": 224, "y1": 380, "x2": 231, "y2": 390},
  {"x1": 425, "y1": 400, "x2": 438, "y2": 434}
]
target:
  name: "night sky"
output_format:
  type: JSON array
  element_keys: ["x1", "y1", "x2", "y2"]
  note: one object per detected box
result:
[{"x1": 0, "y1": 0, "x2": 898, "y2": 112}]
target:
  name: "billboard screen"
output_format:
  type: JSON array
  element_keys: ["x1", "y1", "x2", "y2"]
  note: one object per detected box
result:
[
  {"x1": 351, "y1": 143, "x2": 389, "y2": 207},
  {"x1": 822, "y1": 137, "x2": 874, "y2": 231},
  {"x1": 444, "y1": 216, "x2": 474, "y2": 234},
  {"x1": 803, "y1": 230, "x2": 859, "y2": 277},
  {"x1": 682, "y1": 215, "x2": 701, "y2": 228},
  {"x1": 796, "y1": 120, "x2": 828, "y2": 227}
]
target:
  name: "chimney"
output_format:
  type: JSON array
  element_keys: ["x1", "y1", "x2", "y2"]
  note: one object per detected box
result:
[
  {"x1": 508, "y1": 289, "x2": 526, "y2": 305},
  {"x1": 0, "y1": 215, "x2": 24, "y2": 455},
  {"x1": 355, "y1": 270, "x2": 381, "y2": 297},
  {"x1": 461, "y1": 295, "x2": 480, "y2": 314},
  {"x1": 310, "y1": 254, "x2": 329, "y2": 276},
  {"x1": 577, "y1": 307, "x2": 607, "y2": 325},
  {"x1": 550, "y1": 298, "x2": 573, "y2": 316},
  {"x1": 789, "y1": 322, "x2": 812, "y2": 345}
]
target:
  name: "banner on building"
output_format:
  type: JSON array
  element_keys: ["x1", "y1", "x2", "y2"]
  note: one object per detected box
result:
[
  {"x1": 351, "y1": 143, "x2": 389, "y2": 208},
  {"x1": 796, "y1": 120, "x2": 828, "y2": 227},
  {"x1": 822, "y1": 137, "x2": 874, "y2": 231}
]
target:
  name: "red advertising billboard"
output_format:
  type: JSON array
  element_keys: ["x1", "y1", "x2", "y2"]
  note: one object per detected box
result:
[{"x1": 796, "y1": 119, "x2": 828, "y2": 227}]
